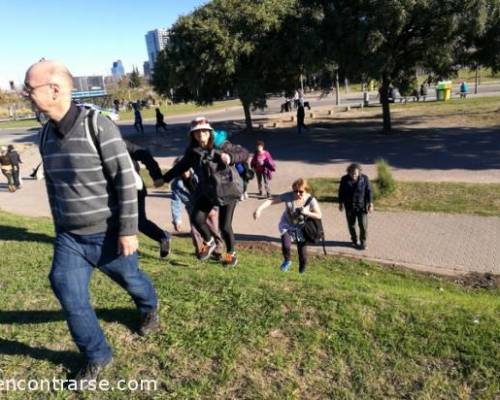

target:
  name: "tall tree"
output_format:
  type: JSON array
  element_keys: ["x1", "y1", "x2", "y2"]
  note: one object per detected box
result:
[
  {"x1": 129, "y1": 66, "x2": 142, "y2": 89},
  {"x1": 153, "y1": 0, "x2": 296, "y2": 130},
  {"x1": 313, "y1": 0, "x2": 482, "y2": 132},
  {"x1": 475, "y1": 1, "x2": 500, "y2": 72}
]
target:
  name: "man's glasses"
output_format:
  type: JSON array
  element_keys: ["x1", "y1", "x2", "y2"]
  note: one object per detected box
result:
[
  {"x1": 294, "y1": 190, "x2": 304, "y2": 194},
  {"x1": 22, "y1": 82, "x2": 52, "y2": 96}
]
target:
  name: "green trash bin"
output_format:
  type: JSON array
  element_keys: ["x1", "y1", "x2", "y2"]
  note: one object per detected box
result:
[
  {"x1": 436, "y1": 81, "x2": 452, "y2": 101},
  {"x1": 436, "y1": 88, "x2": 445, "y2": 101}
]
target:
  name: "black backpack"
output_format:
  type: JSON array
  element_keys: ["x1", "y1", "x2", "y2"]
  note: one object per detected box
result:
[
  {"x1": 200, "y1": 149, "x2": 243, "y2": 206},
  {"x1": 301, "y1": 196, "x2": 327, "y2": 255}
]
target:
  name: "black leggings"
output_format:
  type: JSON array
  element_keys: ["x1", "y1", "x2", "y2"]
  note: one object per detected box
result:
[
  {"x1": 138, "y1": 189, "x2": 167, "y2": 243},
  {"x1": 281, "y1": 232, "x2": 308, "y2": 272},
  {"x1": 192, "y1": 195, "x2": 237, "y2": 253}
]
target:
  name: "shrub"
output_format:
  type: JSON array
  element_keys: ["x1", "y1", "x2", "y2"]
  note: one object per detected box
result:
[{"x1": 375, "y1": 159, "x2": 396, "y2": 198}]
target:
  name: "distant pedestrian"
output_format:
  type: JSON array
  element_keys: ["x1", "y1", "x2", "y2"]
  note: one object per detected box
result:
[
  {"x1": 297, "y1": 104, "x2": 307, "y2": 134},
  {"x1": 460, "y1": 81, "x2": 469, "y2": 99},
  {"x1": 155, "y1": 108, "x2": 167, "y2": 134},
  {"x1": 133, "y1": 103, "x2": 144, "y2": 134},
  {"x1": 254, "y1": 178, "x2": 322, "y2": 274},
  {"x1": 7, "y1": 144, "x2": 22, "y2": 189},
  {"x1": 420, "y1": 84, "x2": 428, "y2": 101},
  {"x1": 338, "y1": 163, "x2": 373, "y2": 250},
  {"x1": 250, "y1": 140, "x2": 275, "y2": 198},
  {"x1": 0, "y1": 146, "x2": 16, "y2": 192}
]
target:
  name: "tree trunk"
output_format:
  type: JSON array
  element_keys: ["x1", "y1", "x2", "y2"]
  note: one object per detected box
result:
[
  {"x1": 381, "y1": 77, "x2": 392, "y2": 133},
  {"x1": 241, "y1": 99, "x2": 253, "y2": 131}
]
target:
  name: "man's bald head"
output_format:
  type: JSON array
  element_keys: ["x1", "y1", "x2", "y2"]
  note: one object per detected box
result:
[
  {"x1": 24, "y1": 60, "x2": 74, "y2": 121},
  {"x1": 26, "y1": 60, "x2": 74, "y2": 93}
]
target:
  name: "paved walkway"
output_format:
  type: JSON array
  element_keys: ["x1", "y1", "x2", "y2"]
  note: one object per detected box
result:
[{"x1": 0, "y1": 117, "x2": 499, "y2": 276}]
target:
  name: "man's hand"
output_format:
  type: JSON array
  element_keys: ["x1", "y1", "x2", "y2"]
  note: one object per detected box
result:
[
  {"x1": 118, "y1": 235, "x2": 138, "y2": 256},
  {"x1": 153, "y1": 178, "x2": 164, "y2": 188},
  {"x1": 368, "y1": 203, "x2": 374, "y2": 213},
  {"x1": 220, "y1": 153, "x2": 231, "y2": 165},
  {"x1": 339, "y1": 203, "x2": 344, "y2": 212}
]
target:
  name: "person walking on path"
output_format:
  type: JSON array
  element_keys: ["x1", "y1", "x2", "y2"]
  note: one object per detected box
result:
[
  {"x1": 253, "y1": 178, "x2": 322, "y2": 274},
  {"x1": 23, "y1": 60, "x2": 159, "y2": 386},
  {"x1": 338, "y1": 163, "x2": 374, "y2": 250},
  {"x1": 124, "y1": 139, "x2": 171, "y2": 258},
  {"x1": 159, "y1": 117, "x2": 249, "y2": 267},
  {"x1": 460, "y1": 81, "x2": 469, "y2": 99},
  {"x1": 155, "y1": 108, "x2": 168, "y2": 134},
  {"x1": 170, "y1": 159, "x2": 224, "y2": 259},
  {"x1": 0, "y1": 146, "x2": 16, "y2": 192},
  {"x1": 133, "y1": 103, "x2": 144, "y2": 134},
  {"x1": 7, "y1": 144, "x2": 22, "y2": 189},
  {"x1": 250, "y1": 140, "x2": 275, "y2": 198},
  {"x1": 297, "y1": 103, "x2": 307, "y2": 134}
]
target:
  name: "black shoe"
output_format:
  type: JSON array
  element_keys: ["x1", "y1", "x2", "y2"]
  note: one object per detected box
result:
[
  {"x1": 266, "y1": 192, "x2": 271, "y2": 199},
  {"x1": 74, "y1": 358, "x2": 113, "y2": 390},
  {"x1": 211, "y1": 252, "x2": 222, "y2": 261},
  {"x1": 351, "y1": 239, "x2": 358, "y2": 248},
  {"x1": 138, "y1": 308, "x2": 160, "y2": 336},
  {"x1": 359, "y1": 241, "x2": 367, "y2": 250},
  {"x1": 198, "y1": 239, "x2": 216, "y2": 260},
  {"x1": 222, "y1": 252, "x2": 238, "y2": 267},
  {"x1": 160, "y1": 234, "x2": 171, "y2": 258},
  {"x1": 299, "y1": 265, "x2": 306, "y2": 274}
]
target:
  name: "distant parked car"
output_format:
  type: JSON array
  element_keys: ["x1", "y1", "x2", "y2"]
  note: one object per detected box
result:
[{"x1": 77, "y1": 103, "x2": 119, "y2": 122}]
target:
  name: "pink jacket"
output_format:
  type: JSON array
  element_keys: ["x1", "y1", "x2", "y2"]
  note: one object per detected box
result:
[{"x1": 251, "y1": 150, "x2": 276, "y2": 179}]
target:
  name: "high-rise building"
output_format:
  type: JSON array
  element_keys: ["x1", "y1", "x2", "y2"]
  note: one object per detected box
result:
[
  {"x1": 111, "y1": 60, "x2": 125, "y2": 80},
  {"x1": 143, "y1": 61, "x2": 151, "y2": 78},
  {"x1": 145, "y1": 29, "x2": 170, "y2": 69}
]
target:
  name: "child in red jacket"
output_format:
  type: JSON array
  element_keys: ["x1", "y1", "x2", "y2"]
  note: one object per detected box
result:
[{"x1": 250, "y1": 140, "x2": 276, "y2": 198}]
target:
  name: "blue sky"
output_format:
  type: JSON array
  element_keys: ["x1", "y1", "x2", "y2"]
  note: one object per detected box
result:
[{"x1": 0, "y1": 0, "x2": 207, "y2": 88}]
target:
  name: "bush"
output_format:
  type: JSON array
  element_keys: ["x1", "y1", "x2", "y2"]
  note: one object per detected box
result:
[{"x1": 375, "y1": 159, "x2": 396, "y2": 198}]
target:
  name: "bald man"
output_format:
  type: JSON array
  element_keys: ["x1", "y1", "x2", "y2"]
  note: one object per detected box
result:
[{"x1": 23, "y1": 60, "x2": 159, "y2": 385}]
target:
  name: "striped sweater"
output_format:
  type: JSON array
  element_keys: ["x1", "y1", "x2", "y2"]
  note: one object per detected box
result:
[{"x1": 39, "y1": 108, "x2": 138, "y2": 236}]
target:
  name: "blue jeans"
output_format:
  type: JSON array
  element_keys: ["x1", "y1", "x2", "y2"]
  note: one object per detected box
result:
[{"x1": 49, "y1": 231, "x2": 158, "y2": 363}]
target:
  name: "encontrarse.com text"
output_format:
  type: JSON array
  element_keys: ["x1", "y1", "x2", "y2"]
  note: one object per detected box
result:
[{"x1": 0, "y1": 378, "x2": 157, "y2": 392}]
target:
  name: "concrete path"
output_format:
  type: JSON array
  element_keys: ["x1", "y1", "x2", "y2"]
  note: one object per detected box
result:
[{"x1": 0, "y1": 113, "x2": 499, "y2": 276}]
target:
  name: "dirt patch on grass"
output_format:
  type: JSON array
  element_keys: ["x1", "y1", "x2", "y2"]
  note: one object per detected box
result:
[{"x1": 452, "y1": 272, "x2": 500, "y2": 289}]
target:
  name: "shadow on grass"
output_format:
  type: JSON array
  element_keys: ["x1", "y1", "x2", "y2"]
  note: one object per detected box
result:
[
  {"x1": 0, "y1": 307, "x2": 139, "y2": 331},
  {"x1": 0, "y1": 307, "x2": 142, "y2": 369},
  {"x1": 0, "y1": 338, "x2": 80, "y2": 370},
  {"x1": 0, "y1": 225, "x2": 54, "y2": 244}
]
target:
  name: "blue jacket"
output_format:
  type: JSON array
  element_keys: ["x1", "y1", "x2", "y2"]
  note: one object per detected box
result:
[{"x1": 171, "y1": 175, "x2": 198, "y2": 225}]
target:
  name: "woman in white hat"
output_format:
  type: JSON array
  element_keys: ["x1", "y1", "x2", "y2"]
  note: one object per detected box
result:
[{"x1": 160, "y1": 117, "x2": 249, "y2": 267}]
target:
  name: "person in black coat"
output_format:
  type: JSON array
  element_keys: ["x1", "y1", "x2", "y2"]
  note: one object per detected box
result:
[
  {"x1": 125, "y1": 140, "x2": 171, "y2": 258},
  {"x1": 338, "y1": 163, "x2": 374, "y2": 250},
  {"x1": 297, "y1": 104, "x2": 307, "y2": 134},
  {"x1": 158, "y1": 117, "x2": 249, "y2": 267}
]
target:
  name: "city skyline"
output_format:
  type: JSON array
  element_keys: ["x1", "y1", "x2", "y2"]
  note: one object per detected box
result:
[{"x1": 0, "y1": 0, "x2": 207, "y2": 89}]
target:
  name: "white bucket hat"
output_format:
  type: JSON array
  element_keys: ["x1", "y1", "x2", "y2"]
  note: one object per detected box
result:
[{"x1": 189, "y1": 116, "x2": 213, "y2": 133}]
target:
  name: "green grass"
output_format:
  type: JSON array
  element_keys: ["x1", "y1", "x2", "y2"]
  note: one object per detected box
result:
[
  {"x1": 0, "y1": 210, "x2": 499, "y2": 399},
  {"x1": 310, "y1": 178, "x2": 500, "y2": 217},
  {"x1": 0, "y1": 119, "x2": 40, "y2": 129},
  {"x1": 119, "y1": 99, "x2": 242, "y2": 121}
]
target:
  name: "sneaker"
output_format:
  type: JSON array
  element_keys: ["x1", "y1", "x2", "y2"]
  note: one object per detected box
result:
[
  {"x1": 266, "y1": 192, "x2": 271, "y2": 199},
  {"x1": 74, "y1": 358, "x2": 113, "y2": 390},
  {"x1": 160, "y1": 234, "x2": 171, "y2": 258},
  {"x1": 359, "y1": 241, "x2": 367, "y2": 250},
  {"x1": 299, "y1": 266, "x2": 306, "y2": 274},
  {"x1": 351, "y1": 239, "x2": 358, "y2": 248},
  {"x1": 211, "y1": 252, "x2": 222, "y2": 261},
  {"x1": 138, "y1": 308, "x2": 160, "y2": 336},
  {"x1": 280, "y1": 260, "x2": 291, "y2": 272},
  {"x1": 198, "y1": 239, "x2": 216, "y2": 260},
  {"x1": 222, "y1": 252, "x2": 238, "y2": 267}
]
